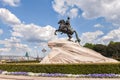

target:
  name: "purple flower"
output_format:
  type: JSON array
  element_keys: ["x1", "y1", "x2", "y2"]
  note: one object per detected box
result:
[
  {"x1": 0, "y1": 69, "x2": 119, "y2": 78},
  {"x1": 87, "y1": 73, "x2": 116, "y2": 78},
  {"x1": 38, "y1": 73, "x2": 67, "y2": 77},
  {"x1": 0, "y1": 70, "x2": 3, "y2": 74},
  {"x1": 10, "y1": 72, "x2": 28, "y2": 76},
  {"x1": 53, "y1": 73, "x2": 67, "y2": 77}
]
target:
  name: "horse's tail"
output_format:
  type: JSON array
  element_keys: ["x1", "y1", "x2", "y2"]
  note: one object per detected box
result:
[{"x1": 74, "y1": 30, "x2": 81, "y2": 44}]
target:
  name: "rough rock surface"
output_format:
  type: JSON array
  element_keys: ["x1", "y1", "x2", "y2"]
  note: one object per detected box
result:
[{"x1": 40, "y1": 39, "x2": 118, "y2": 64}]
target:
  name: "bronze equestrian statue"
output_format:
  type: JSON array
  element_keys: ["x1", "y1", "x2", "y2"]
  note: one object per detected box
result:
[{"x1": 54, "y1": 17, "x2": 81, "y2": 44}]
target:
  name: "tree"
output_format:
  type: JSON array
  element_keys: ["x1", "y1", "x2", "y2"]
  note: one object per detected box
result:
[
  {"x1": 25, "y1": 52, "x2": 29, "y2": 60},
  {"x1": 106, "y1": 41, "x2": 120, "y2": 58},
  {"x1": 109, "y1": 41, "x2": 115, "y2": 45},
  {"x1": 115, "y1": 42, "x2": 120, "y2": 58},
  {"x1": 83, "y1": 43, "x2": 94, "y2": 49},
  {"x1": 84, "y1": 41, "x2": 120, "y2": 59},
  {"x1": 108, "y1": 42, "x2": 120, "y2": 58},
  {"x1": 93, "y1": 44, "x2": 107, "y2": 56}
]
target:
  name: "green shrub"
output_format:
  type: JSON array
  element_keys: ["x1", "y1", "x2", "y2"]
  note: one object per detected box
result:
[
  {"x1": 0, "y1": 63, "x2": 120, "y2": 74},
  {"x1": 6, "y1": 60, "x2": 39, "y2": 63}
]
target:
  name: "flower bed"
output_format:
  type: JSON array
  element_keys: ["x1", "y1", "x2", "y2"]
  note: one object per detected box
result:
[{"x1": 0, "y1": 70, "x2": 120, "y2": 78}]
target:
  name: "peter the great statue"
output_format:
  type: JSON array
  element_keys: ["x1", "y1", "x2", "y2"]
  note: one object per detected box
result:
[{"x1": 54, "y1": 17, "x2": 81, "y2": 44}]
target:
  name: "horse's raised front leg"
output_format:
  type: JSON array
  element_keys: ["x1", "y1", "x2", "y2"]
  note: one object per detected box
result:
[
  {"x1": 54, "y1": 29, "x2": 60, "y2": 35},
  {"x1": 54, "y1": 30, "x2": 57, "y2": 35}
]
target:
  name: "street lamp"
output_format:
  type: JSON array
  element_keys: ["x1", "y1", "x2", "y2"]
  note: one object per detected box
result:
[{"x1": 42, "y1": 48, "x2": 46, "y2": 57}]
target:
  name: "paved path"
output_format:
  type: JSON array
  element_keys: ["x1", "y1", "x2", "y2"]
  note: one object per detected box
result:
[{"x1": 0, "y1": 75, "x2": 120, "y2": 80}]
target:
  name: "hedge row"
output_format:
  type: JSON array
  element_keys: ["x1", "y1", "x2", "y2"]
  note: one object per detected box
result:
[
  {"x1": 0, "y1": 63, "x2": 120, "y2": 74},
  {"x1": 6, "y1": 60, "x2": 39, "y2": 63}
]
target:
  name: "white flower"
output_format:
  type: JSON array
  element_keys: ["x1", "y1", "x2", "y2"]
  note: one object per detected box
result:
[
  {"x1": 66, "y1": 74, "x2": 73, "y2": 77},
  {"x1": 2, "y1": 71, "x2": 8, "y2": 75},
  {"x1": 28, "y1": 72, "x2": 35, "y2": 76}
]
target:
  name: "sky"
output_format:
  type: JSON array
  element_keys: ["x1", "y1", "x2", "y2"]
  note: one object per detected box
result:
[{"x1": 0, "y1": 0, "x2": 120, "y2": 57}]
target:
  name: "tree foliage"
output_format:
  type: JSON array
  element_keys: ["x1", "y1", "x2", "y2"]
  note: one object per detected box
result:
[
  {"x1": 93, "y1": 44, "x2": 107, "y2": 56},
  {"x1": 83, "y1": 43, "x2": 94, "y2": 49},
  {"x1": 83, "y1": 41, "x2": 120, "y2": 60}
]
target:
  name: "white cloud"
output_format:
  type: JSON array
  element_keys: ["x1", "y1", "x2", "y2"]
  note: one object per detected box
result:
[
  {"x1": 94, "y1": 24, "x2": 104, "y2": 28},
  {"x1": 0, "y1": 8, "x2": 56, "y2": 43},
  {"x1": 52, "y1": 0, "x2": 79, "y2": 18},
  {"x1": 80, "y1": 30, "x2": 104, "y2": 45},
  {"x1": 1, "y1": 0, "x2": 20, "y2": 7},
  {"x1": 10, "y1": 23, "x2": 56, "y2": 56},
  {"x1": 52, "y1": 0, "x2": 120, "y2": 26},
  {"x1": 67, "y1": 8, "x2": 78, "y2": 18},
  {"x1": 12, "y1": 31, "x2": 23, "y2": 37},
  {"x1": 52, "y1": 0, "x2": 68, "y2": 15},
  {"x1": 0, "y1": 37, "x2": 30, "y2": 55},
  {"x1": 79, "y1": 0, "x2": 120, "y2": 26},
  {"x1": 0, "y1": 8, "x2": 21, "y2": 25},
  {"x1": 12, "y1": 24, "x2": 56, "y2": 43},
  {"x1": 0, "y1": 29, "x2": 3, "y2": 35},
  {"x1": 5, "y1": 37, "x2": 21, "y2": 43},
  {"x1": 0, "y1": 48, "x2": 10, "y2": 53},
  {"x1": 0, "y1": 8, "x2": 57, "y2": 56},
  {"x1": 80, "y1": 28, "x2": 120, "y2": 45},
  {"x1": 98, "y1": 28, "x2": 120, "y2": 44}
]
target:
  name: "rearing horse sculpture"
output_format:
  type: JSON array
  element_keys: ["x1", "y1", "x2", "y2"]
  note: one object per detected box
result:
[{"x1": 54, "y1": 19, "x2": 81, "y2": 44}]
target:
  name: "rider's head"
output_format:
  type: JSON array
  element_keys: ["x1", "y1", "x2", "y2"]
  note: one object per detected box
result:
[{"x1": 67, "y1": 17, "x2": 70, "y2": 20}]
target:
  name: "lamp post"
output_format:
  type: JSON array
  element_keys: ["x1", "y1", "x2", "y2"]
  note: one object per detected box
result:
[
  {"x1": 42, "y1": 48, "x2": 46, "y2": 57},
  {"x1": 0, "y1": 50, "x2": 3, "y2": 61}
]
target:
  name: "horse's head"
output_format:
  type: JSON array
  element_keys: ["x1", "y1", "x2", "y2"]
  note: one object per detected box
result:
[{"x1": 58, "y1": 19, "x2": 65, "y2": 24}]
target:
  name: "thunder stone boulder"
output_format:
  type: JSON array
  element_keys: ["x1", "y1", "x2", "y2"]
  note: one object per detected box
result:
[{"x1": 40, "y1": 39, "x2": 118, "y2": 64}]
